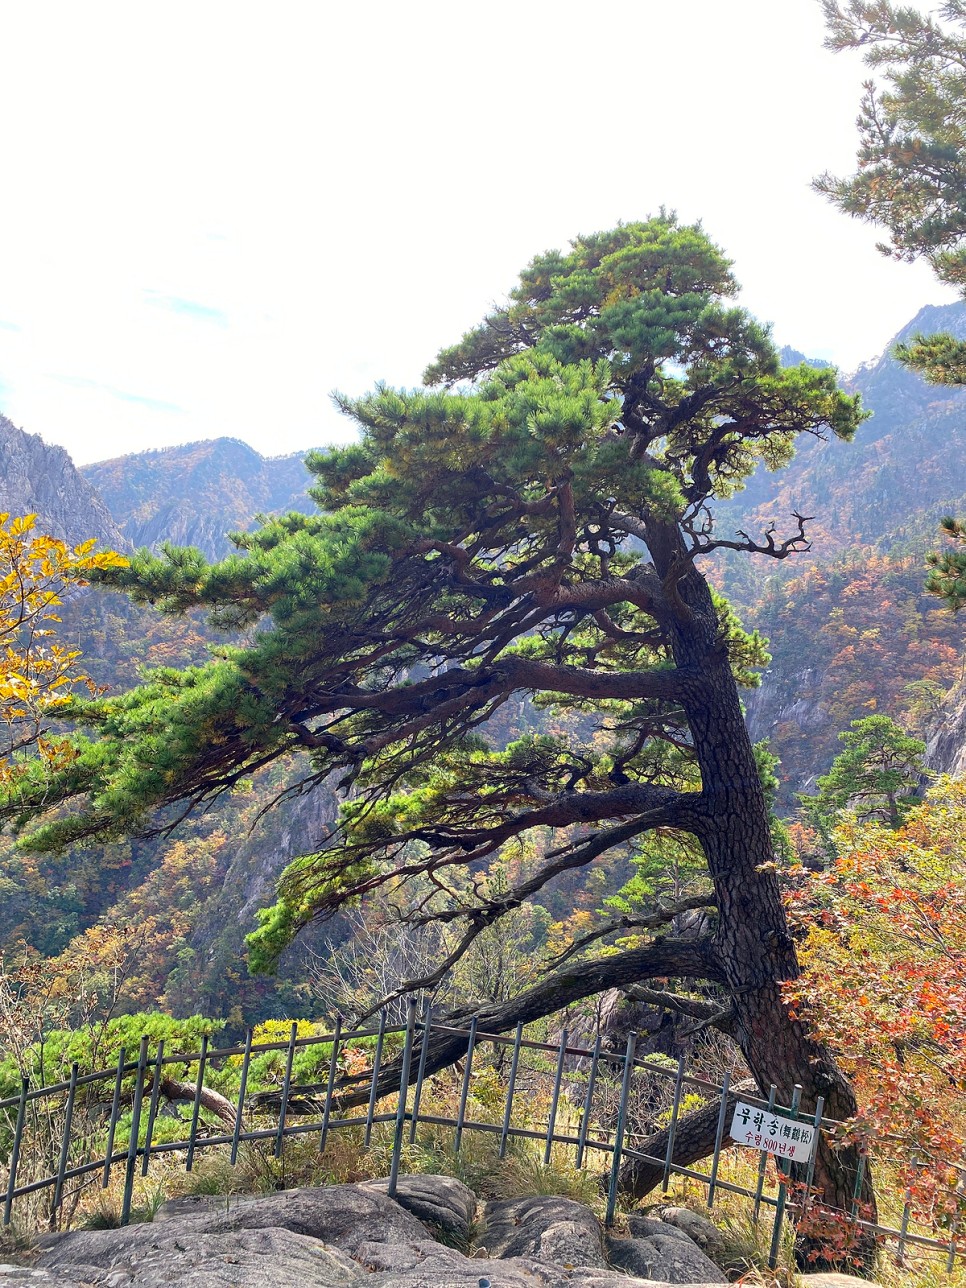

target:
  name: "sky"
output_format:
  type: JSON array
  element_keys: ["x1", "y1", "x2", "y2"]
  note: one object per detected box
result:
[{"x1": 0, "y1": 0, "x2": 956, "y2": 466}]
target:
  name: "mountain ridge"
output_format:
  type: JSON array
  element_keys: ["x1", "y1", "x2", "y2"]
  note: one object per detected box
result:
[{"x1": 81, "y1": 435, "x2": 320, "y2": 559}]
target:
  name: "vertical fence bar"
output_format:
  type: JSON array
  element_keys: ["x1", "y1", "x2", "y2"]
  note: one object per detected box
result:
[
  {"x1": 768, "y1": 1084, "x2": 802, "y2": 1270},
  {"x1": 752, "y1": 1086, "x2": 777, "y2": 1223},
  {"x1": 3, "y1": 1076, "x2": 29, "y2": 1227},
  {"x1": 409, "y1": 1005, "x2": 432, "y2": 1145},
  {"x1": 946, "y1": 1170, "x2": 964, "y2": 1273},
  {"x1": 661, "y1": 1056, "x2": 686, "y2": 1194},
  {"x1": 51, "y1": 1062, "x2": 79, "y2": 1221},
  {"x1": 498, "y1": 1022, "x2": 524, "y2": 1160},
  {"x1": 454, "y1": 1016, "x2": 478, "y2": 1155},
  {"x1": 706, "y1": 1070, "x2": 731, "y2": 1210},
  {"x1": 605, "y1": 1032, "x2": 637, "y2": 1228},
  {"x1": 575, "y1": 1035, "x2": 602, "y2": 1170},
  {"x1": 319, "y1": 1016, "x2": 342, "y2": 1153},
  {"x1": 803, "y1": 1096, "x2": 825, "y2": 1194},
  {"x1": 141, "y1": 1040, "x2": 165, "y2": 1176},
  {"x1": 897, "y1": 1153, "x2": 917, "y2": 1263},
  {"x1": 274, "y1": 1022, "x2": 299, "y2": 1158},
  {"x1": 850, "y1": 1151, "x2": 867, "y2": 1220},
  {"x1": 543, "y1": 1028, "x2": 568, "y2": 1165},
  {"x1": 121, "y1": 1037, "x2": 150, "y2": 1226},
  {"x1": 102, "y1": 1047, "x2": 126, "y2": 1187},
  {"x1": 388, "y1": 998, "x2": 417, "y2": 1199},
  {"x1": 185, "y1": 1034, "x2": 209, "y2": 1172},
  {"x1": 230, "y1": 1029, "x2": 254, "y2": 1166},
  {"x1": 364, "y1": 1010, "x2": 387, "y2": 1149}
]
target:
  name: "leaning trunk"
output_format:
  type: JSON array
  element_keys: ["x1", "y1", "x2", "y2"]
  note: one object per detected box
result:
[{"x1": 655, "y1": 520, "x2": 876, "y2": 1254}]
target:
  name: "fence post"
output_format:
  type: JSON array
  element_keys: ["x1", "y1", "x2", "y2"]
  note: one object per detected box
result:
[
  {"x1": 454, "y1": 1016, "x2": 478, "y2": 1155},
  {"x1": 102, "y1": 1047, "x2": 126, "y2": 1187},
  {"x1": 752, "y1": 1085, "x2": 777, "y2": 1223},
  {"x1": 141, "y1": 1040, "x2": 165, "y2": 1176},
  {"x1": 801, "y1": 1094, "x2": 825, "y2": 1234},
  {"x1": 661, "y1": 1056, "x2": 686, "y2": 1194},
  {"x1": 946, "y1": 1168, "x2": 965, "y2": 1273},
  {"x1": 185, "y1": 1034, "x2": 209, "y2": 1172},
  {"x1": 274, "y1": 1021, "x2": 299, "y2": 1158},
  {"x1": 706, "y1": 1070, "x2": 731, "y2": 1210},
  {"x1": 364, "y1": 1010, "x2": 388, "y2": 1149},
  {"x1": 121, "y1": 1036, "x2": 150, "y2": 1226},
  {"x1": 543, "y1": 1029, "x2": 568, "y2": 1166},
  {"x1": 230, "y1": 1029, "x2": 254, "y2": 1166},
  {"x1": 575, "y1": 1035, "x2": 601, "y2": 1170},
  {"x1": 388, "y1": 997, "x2": 417, "y2": 1199},
  {"x1": 51, "y1": 1062, "x2": 80, "y2": 1221},
  {"x1": 897, "y1": 1152, "x2": 917, "y2": 1263},
  {"x1": 409, "y1": 1004, "x2": 432, "y2": 1145},
  {"x1": 768, "y1": 1083, "x2": 802, "y2": 1270},
  {"x1": 499, "y1": 1022, "x2": 524, "y2": 1160},
  {"x1": 2, "y1": 1076, "x2": 29, "y2": 1227},
  {"x1": 605, "y1": 1031, "x2": 637, "y2": 1228},
  {"x1": 319, "y1": 1015, "x2": 342, "y2": 1153},
  {"x1": 850, "y1": 1149, "x2": 867, "y2": 1222}
]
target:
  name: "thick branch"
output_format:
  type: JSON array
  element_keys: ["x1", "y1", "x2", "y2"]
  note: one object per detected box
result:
[
  {"x1": 159, "y1": 1075, "x2": 238, "y2": 1129},
  {"x1": 619, "y1": 1077, "x2": 758, "y2": 1199},
  {"x1": 546, "y1": 894, "x2": 717, "y2": 969},
  {"x1": 251, "y1": 936, "x2": 723, "y2": 1116}
]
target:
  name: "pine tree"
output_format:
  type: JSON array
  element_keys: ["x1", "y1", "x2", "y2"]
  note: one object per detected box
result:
[
  {"x1": 2, "y1": 216, "x2": 872, "y2": 1230},
  {"x1": 808, "y1": 714, "x2": 926, "y2": 830},
  {"x1": 819, "y1": 2, "x2": 966, "y2": 605}
]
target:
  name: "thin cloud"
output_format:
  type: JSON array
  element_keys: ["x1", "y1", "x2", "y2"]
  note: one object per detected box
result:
[
  {"x1": 51, "y1": 374, "x2": 184, "y2": 415},
  {"x1": 143, "y1": 291, "x2": 229, "y2": 327}
]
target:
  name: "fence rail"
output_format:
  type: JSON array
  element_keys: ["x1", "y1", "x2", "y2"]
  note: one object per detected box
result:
[{"x1": 2, "y1": 1000, "x2": 963, "y2": 1273}]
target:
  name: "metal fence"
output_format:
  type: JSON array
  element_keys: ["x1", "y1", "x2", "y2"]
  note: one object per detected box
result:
[{"x1": 1, "y1": 1000, "x2": 963, "y2": 1273}]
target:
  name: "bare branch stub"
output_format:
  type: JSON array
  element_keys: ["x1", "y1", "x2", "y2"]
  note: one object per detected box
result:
[{"x1": 683, "y1": 509, "x2": 815, "y2": 560}]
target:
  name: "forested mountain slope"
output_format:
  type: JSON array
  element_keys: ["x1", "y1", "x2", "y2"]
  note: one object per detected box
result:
[
  {"x1": 713, "y1": 303, "x2": 966, "y2": 796},
  {"x1": 82, "y1": 437, "x2": 319, "y2": 559},
  {"x1": 719, "y1": 302, "x2": 966, "y2": 563}
]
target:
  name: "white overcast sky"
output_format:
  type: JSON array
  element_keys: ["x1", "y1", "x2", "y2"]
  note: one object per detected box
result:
[{"x1": 0, "y1": 0, "x2": 955, "y2": 466}]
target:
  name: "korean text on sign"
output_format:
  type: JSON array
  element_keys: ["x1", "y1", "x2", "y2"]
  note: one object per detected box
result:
[{"x1": 728, "y1": 1101, "x2": 816, "y2": 1163}]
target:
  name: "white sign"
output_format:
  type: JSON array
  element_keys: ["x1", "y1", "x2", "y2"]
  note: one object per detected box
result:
[{"x1": 729, "y1": 1101, "x2": 817, "y2": 1163}]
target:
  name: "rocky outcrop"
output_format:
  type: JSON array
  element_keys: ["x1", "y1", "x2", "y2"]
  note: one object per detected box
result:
[
  {"x1": 0, "y1": 1176, "x2": 746, "y2": 1286},
  {"x1": 924, "y1": 680, "x2": 966, "y2": 779},
  {"x1": 0, "y1": 414, "x2": 126, "y2": 550},
  {"x1": 478, "y1": 1194, "x2": 609, "y2": 1268}
]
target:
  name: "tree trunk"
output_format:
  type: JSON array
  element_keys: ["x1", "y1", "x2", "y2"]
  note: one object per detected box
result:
[{"x1": 651, "y1": 519, "x2": 877, "y2": 1258}]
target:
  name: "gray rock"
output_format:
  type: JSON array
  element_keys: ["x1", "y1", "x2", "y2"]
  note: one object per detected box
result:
[
  {"x1": 24, "y1": 1229, "x2": 364, "y2": 1286},
  {"x1": 479, "y1": 1195, "x2": 607, "y2": 1268},
  {"x1": 360, "y1": 1174, "x2": 476, "y2": 1246},
  {"x1": 653, "y1": 1205, "x2": 730, "y2": 1263},
  {"x1": 40, "y1": 1185, "x2": 424, "y2": 1285},
  {"x1": 0, "y1": 415, "x2": 127, "y2": 550},
  {"x1": 25, "y1": 1177, "x2": 734, "y2": 1288},
  {"x1": 608, "y1": 1230, "x2": 727, "y2": 1283},
  {"x1": 366, "y1": 1257, "x2": 708, "y2": 1288},
  {"x1": 151, "y1": 1182, "x2": 427, "y2": 1253},
  {"x1": 625, "y1": 1214, "x2": 697, "y2": 1244}
]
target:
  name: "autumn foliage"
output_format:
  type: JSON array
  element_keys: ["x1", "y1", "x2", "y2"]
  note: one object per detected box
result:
[
  {"x1": 786, "y1": 778, "x2": 966, "y2": 1230},
  {"x1": 0, "y1": 513, "x2": 127, "y2": 783}
]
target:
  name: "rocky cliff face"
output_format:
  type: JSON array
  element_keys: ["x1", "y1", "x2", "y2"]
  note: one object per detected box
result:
[
  {"x1": 925, "y1": 680, "x2": 966, "y2": 779},
  {"x1": 82, "y1": 436, "x2": 318, "y2": 559},
  {"x1": 0, "y1": 414, "x2": 127, "y2": 549}
]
